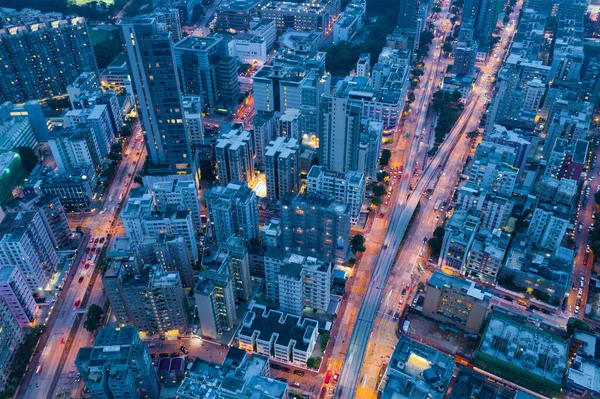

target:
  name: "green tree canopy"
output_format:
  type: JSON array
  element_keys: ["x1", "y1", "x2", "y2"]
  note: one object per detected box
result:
[
  {"x1": 373, "y1": 184, "x2": 387, "y2": 197},
  {"x1": 351, "y1": 234, "x2": 366, "y2": 253},
  {"x1": 84, "y1": 304, "x2": 104, "y2": 333}
]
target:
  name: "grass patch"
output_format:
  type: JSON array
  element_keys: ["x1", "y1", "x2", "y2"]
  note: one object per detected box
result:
[{"x1": 89, "y1": 28, "x2": 110, "y2": 46}]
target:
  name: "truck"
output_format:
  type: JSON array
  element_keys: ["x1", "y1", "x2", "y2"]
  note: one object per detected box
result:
[
  {"x1": 434, "y1": 200, "x2": 442, "y2": 211},
  {"x1": 402, "y1": 320, "x2": 410, "y2": 334}
]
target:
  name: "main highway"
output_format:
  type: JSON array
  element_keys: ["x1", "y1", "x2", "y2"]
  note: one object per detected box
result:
[{"x1": 335, "y1": 1, "x2": 524, "y2": 397}]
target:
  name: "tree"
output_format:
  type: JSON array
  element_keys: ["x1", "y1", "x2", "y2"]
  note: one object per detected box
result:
[
  {"x1": 407, "y1": 92, "x2": 416, "y2": 103},
  {"x1": 84, "y1": 304, "x2": 104, "y2": 333},
  {"x1": 376, "y1": 171, "x2": 389, "y2": 182},
  {"x1": 307, "y1": 357, "x2": 322, "y2": 369},
  {"x1": 427, "y1": 237, "x2": 442, "y2": 258},
  {"x1": 111, "y1": 142, "x2": 123, "y2": 154},
  {"x1": 594, "y1": 191, "x2": 600, "y2": 206},
  {"x1": 379, "y1": 149, "x2": 392, "y2": 166},
  {"x1": 467, "y1": 130, "x2": 479, "y2": 139},
  {"x1": 433, "y1": 226, "x2": 445, "y2": 239},
  {"x1": 372, "y1": 196, "x2": 383, "y2": 206},
  {"x1": 348, "y1": 258, "x2": 357, "y2": 267},
  {"x1": 93, "y1": 30, "x2": 123, "y2": 70},
  {"x1": 15, "y1": 146, "x2": 38, "y2": 172},
  {"x1": 411, "y1": 69, "x2": 424, "y2": 77},
  {"x1": 442, "y1": 41, "x2": 453, "y2": 54},
  {"x1": 450, "y1": 90, "x2": 462, "y2": 103},
  {"x1": 566, "y1": 317, "x2": 593, "y2": 338},
  {"x1": 373, "y1": 184, "x2": 387, "y2": 197},
  {"x1": 351, "y1": 234, "x2": 366, "y2": 253},
  {"x1": 417, "y1": 282, "x2": 425, "y2": 291},
  {"x1": 134, "y1": 176, "x2": 143, "y2": 185}
]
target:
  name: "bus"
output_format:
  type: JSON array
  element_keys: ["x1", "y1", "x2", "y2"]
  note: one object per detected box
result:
[{"x1": 434, "y1": 200, "x2": 442, "y2": 211}]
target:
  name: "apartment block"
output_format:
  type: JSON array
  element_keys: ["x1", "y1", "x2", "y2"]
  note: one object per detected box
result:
[
  {"x1": 527, "y1": 203, "x2": 569, "y2": 252},
  {"x1": 237, "y1": 304, "x2": 318, "y2": 367},
  {"x1": 75, "y1": 326, "x2": 160, "y2": 399},
  {"x1": 306, "y1": 165, "x2": 365, "y2": 224},
  {"x1": 48, "y1": 125, "x2": 102, "y2": 175},
  {"x1": 422, "y1": 270, "x2": 491, "y2": 333},
  {"x1": 0, "y1": 266, "x2": 37, "y2": 327},
  {"x1": 215, "y1": 127, "x2": 254, "y2": 186},
  {"x1": 149, "y1": 178, "x2": 202, "y2": 234},
  {"x1": 280, "y1": 192, "x2": 351, "y2": 262},
  {"x1": 0, "y1": 297, "x2": 24, "y2": 389},
  {"x1": 205, "y1": 181, "x2": 259, "y2": 246},
  {"x1": 439, "y1": 210, "x2": 480, "y2": 274},
  {"x1": 265, "y1": 136, "x2": 301, "y2": 202},
  {"x1": 465, "y1": 229, "x2": 510, "y2": 283}
]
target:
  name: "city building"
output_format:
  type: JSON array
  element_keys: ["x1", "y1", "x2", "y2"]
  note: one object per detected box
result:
[
  {"x1": 220, "y1": 236, "x2": 253, "y2": 302},
  {"x1": 23, "y1": 165, "x2": 98, "y2": 210},
  {"x1": 0, "y1": 107, "x2": 37, "y2": 152},
  {"x1": 215, "y1": 0, "x2": 263, "y2": 32},
  {"x1": 277, "y1": 107, "x2": 301, "y2": 140},
  {"x1": 215, "y1": 127, "x2": 254, "y2": 186},
  {"x1": 264, "y1": 249, "x2": 332, "y2": 315},
  {"x1": 227, "y1": 33, "x2": 268, "y2": 65},
  {"x1": 249, "y1": 18, "x2": 277, "y2": 50},
  {"x1": 237, "y1": 304, "x2": 319, "y2": 367},
  {"x1": 438, "y1": 210, "x2": 480, "y2": 274},
  {"x1": 5, "y1": 194, "x2": 71, "y2": 249},
  {"x1": 205, "y1": 181, "x2": 259, "y2": 246},
  {"x1": 0, "y1": 210, "x2": 59, "y2": 292},
  {"x1": 0, "y1": 296, "x2": 24, "y2": 389},
  {"x1": 306, "y1": 166, "x2": 365, "y2": 224},
  {"x1": 252, "y1": 112, "x2": 277, "y2": 168},
  {"x1": 280, "y1": 192, "x2": 351, "y2": 262},
  {"x1": 149, "y1": 178, "x2": 202, "y2": 234},
  {"x1": 379, "y1": 336, "x2": 455, "y2": 399},
  {"x1": 178, "y1": 348, "x2": 287, "y2": 399},
  {"x1": 121, "y1": 17, "x2": 191, "y2": 170},
  {"x1": 527, "y1": 203, "x2": 569, "y2": 252},
  {"x1": 474, "y1": 311, "x2": 567, "y2": 395},
  {"x1": 175, "y1": 35, "x2": 241, "y2": 110},
  {"x1": 48, "y1": 125, "x2": 102, "y2": 175},
  {"x1": 75, "y1": 326, "x2": 160, "y2": 399},
  {"x1": 0, "y1": 101, "x2": 48, "y2": 142},
  {"x1": 333, "y1": 0, "x2": 366, "y2": 44},
  {"x1": 261, "y1": 218, "x2": 281, "y2": 248},
  {"x1": 358, "y1": 120, "x2": 383, "y2": 180},
  {"x1": 0, "y1": 266, "x2": 37, "y2": 328},
  {"x1": 64, "y1": 104, "x2": 116, "y2": 158},
  {"x1": 356, "y1": 53, "x2": 370, "y2": 78},
  {"x1": 0, "y1": 151, "x2": 25, "y2": 204},
  {"x1": 422, "y1": 270, "x2": 491, "y2": 333},
  {"x1": 138, "y1": 234, "x2": 195, "y2": 288},
  {"x1": 260, "y1": 2, "x2": 331, "y2": 35},
  {"x1": 396, "y1": 0, "x2": 420, "y2": 51},
  {"x1": 106, "y1": 265, "x2": 190, "y2": 334},
  {"x1": 0, "y1": 13, "x2": 97, "y2": 103},
  {"x1": 566, "y1": 330, "x2": 600, "y2": 398},
  {"x1": 182, "y1": 96, "x2": 205, "y2": 146},
  {"x1": 264, "y1": 136, "x2": 301, "y2": 202},
  {"x1": 470, "y1": 141, "x2": 519, "y2": 197},
  {"x1": 465, "y1": 228, "x2": 510, "y2": 283},
  {"x1": 194, "y1": 251, "x2": 238, "y2": 339}
]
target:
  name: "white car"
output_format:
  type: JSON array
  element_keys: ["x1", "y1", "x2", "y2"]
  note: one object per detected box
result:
[{"x1": 578, "y1": 289, "x2": 583, "y2": 298}]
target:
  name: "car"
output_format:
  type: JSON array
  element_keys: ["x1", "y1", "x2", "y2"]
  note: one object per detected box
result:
[
  {"x1": 75, "y1": 373, "x2": 81, "y2": 381},
  {"x1": 435, "y1": 215, "x2": 440, "y2": 221},
  {"x1": 270, "y1": 363, "x2": 282, "y2": 370},
  {"x1": 325, "y1": 370, "x2": 332, "y2": 384},
  {"x1": 74, "y1": 299, "x2": 81, "y2": 308},
  {"x1": 179, "y1": 345, "x2": 188, "y2": 354},
  {"x1": 128, "y1": 173, "x2": 132, "y2": 177},
  {"x1": 401, "y1": 288, "x2": 407, "y2": 296},
  {"x1": 290, "y1": 382, "x2": 301, "y2": 388},
  {"x1": 399, "y1": 299, "x2": 404, "y2": 305},
  {"x1": 159, "y1": 353, "x2": 169, "y2": 358},
  {"x1": 96, "y1": 248, "x2": 101, "y2": 254},
  {"x1": 84, "y1": 263, "x2": 90, "y2": 269},
  {"x1": 577, "y1": 299, "x2": 582, "y2": 306},
  {"x1": 281, "y1": 367, "x2": 291, "y2": 373},
  {"x1": 575, "y1": 306, "x2": 580, "y2": 314},
  {"x1": 393, "y1": 312, "x2": 400, "y2": 319},
  {"x1": 578, "y1": 289, "x2": 583, "y2": 298},
  {"x1": 94, "y1": 238, "x2": 99, "y2": 244},
  {"x1": 132, "y1": 161, "x2": 137, "y2": 166},
  {"x1": 79, "y1": 276, "x2": 84, "y2": 283},
  {"x1": 329, "y1": 387, "x2": 335, "y2": 394},
  {"x1": 294, "y1": 370, "x2": 305, "y2": 377},
  {"x1": 150, "y1": 353, "x2": 157, "y2": 358},
  {"x1": 332, "y1": 373, "x2": 339, "y2": 383},
  {"x1": 276, "y1": 377, "x2": 287, "y2": 383},
  {"x1": 89, "y1": 238, "x2": 94, "y2": 243}
]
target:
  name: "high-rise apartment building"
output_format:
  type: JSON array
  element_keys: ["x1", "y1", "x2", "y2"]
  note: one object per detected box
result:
[
  {"x1": 149, "y1": 178, "x2": 202, "y2": 234},
  {"x1": 252, "y1": 112, "x2": 277, "y2": 168},
  {"x1": 0, "y1": 14, "x2": 97, "y2": 103},
  {"x1": 174, "y1": 35, "x2": 240, "y2": 110},
  {"x1": 265, "y1": 136, "x2": 301, "y2": 202},
  {"x1": 280, "y1": 192, "x2": 351, "y2": 262},
  {"x1": 0, "y1": 266, "x2": 37, "y2": 328},
  {"x1": 397, "y1": 0, "x2": 420, "y2": 51},
  {"x1": 306, "y1": 166, "x2": 365, "y2": 224},
  {"x1": 0, "y1": 211, "x2": 59, "y2": 292},
  {"x1": 182, "y1": 96, "x2": 205, "y2": 146},
  {"x1": 106, "y1": 265, "x2": 190, "y2": 334},
  {"x1": 264, "y1": 249, "x2": 332, "y2": 315},
  {"x1": 439, "y1": 210, "x2": 480, "y2": 274},
  {"x1": 75, "y1": 326, "x2": 160, "y2": 399},
  {"x1": 0, "y1": 296, "x2": 24, "y2": 389},
  {"x1": 139, "y1": 235, "x2": 195, "y2": 288},
  {"x1": 48, "y1": 125, "x2": 102, "y2": 175},
  {"x1": 205, "y1": 181, "x2": 259, "y2": 246},
  {"x1": 121, "y1": 17, "x2": 191, "y2": 170},
  {"x1": 527, "y1": 204, "x2": 569, "y2": 253},
  {"x1": 215, "y1": 127, "x2": 254, "y2": 186}
]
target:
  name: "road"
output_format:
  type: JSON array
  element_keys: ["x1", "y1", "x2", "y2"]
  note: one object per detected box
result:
[
  {"x1": 22, "y1": 126, "x2": 147, "y2": 399},
  {"x1": 335, "y1": 2, "x2": 525, "y2": 397}
]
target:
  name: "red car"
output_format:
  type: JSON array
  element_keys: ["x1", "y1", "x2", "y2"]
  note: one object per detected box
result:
[
  {"x1": 74, "y1": 299, "x2": 81, "y2": 308},
  {"x1": 333, "y1": 372, "x2": 339, "y2": 383},
  {"x1": 84, "y1": 263, "x2": 90, "y2": 269},
  {"x1": 324, "y1": 370, "x2": 332, "y2": 384},
  {"x1": 79, "y1": 276, "x2": 84, "y2": 283}
]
